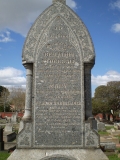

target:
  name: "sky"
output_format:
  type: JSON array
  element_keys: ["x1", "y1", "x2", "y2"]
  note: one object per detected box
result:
[{"x1": 0, "y1": 0, "x2": 120, "y2": 96}]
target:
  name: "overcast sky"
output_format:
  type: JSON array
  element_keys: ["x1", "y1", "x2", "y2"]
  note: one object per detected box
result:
[{"x1": 0, "y1": 0, "x2": 120, "y2": 96}]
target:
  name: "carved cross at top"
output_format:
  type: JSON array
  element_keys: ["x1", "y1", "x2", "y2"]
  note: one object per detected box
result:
[{"x1": 53, "y1": 0, "x2": 66, "y2": 4}]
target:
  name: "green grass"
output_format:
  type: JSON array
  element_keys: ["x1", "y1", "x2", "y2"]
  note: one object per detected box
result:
[
  {"x1": 98, "y1": 125, "x2": 115, "y2": 136},
  {"x1": 98, "y1": 130, "x2": 109, "y2": 135},
  {"x1": 0, "y1": 152, "x2": 10, "y2": 160},
  {"x1": 108, "y1": 154, "x2": 120, "y2": 160},
  {"x1": 105, "y1": 126, "x2": 114, "y2": 130}
]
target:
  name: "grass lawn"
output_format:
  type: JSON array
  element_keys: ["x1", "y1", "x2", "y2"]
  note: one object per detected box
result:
[
  {"x1": 105, "y1": 126, "x2": 114, "y2": 130},
  {"x1": 108, "y1": 154, "x2": 120, "y2": 160},
  {"x1": 98, "y1": 125, "x2": 114, "y2": 136},
  {"x1": 98, "y1": 130, "x2": 109, "y2": 135},
  {"x1": 0, "y1": 152, "x2": 10, "y2": 160}
]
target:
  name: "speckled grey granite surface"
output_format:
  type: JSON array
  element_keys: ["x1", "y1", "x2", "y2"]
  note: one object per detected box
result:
[{"x1": 7, "y1": 0, "x2": 108, "y2": 159}]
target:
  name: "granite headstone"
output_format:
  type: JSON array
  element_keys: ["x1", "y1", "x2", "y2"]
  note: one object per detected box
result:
[
  {"x1": 97, "y1": 122, "x2": 106, "y2": 131},
  {"x1": 8, "y1": 0, "x2": 108, "y2": 159}
]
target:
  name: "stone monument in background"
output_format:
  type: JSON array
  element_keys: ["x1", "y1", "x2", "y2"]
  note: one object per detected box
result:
[{"x1": 8, "y1": 0, "x2": 108, "y2": 159}]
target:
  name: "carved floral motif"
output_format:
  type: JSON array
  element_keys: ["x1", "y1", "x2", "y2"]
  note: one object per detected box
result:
[
  {"x1": 20, "y1": 136, "x2": 30, "y2": 145},
  {"x1": 85, "y1": 123, "x2": 99, "y2": 147},
  {"x1": 22, "y1": 2, "x2": 95, "y2": 63},
  {"x1": 86, "y1": 133, "x2": 95, "y2": 145},
  {"x1": 17, "y1": 123, "x2": 32, "y2": 148}
]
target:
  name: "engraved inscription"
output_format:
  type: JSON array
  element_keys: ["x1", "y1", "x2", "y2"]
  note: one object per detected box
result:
[{"x1": 34, "y1": 17, "x2": 82, "y2": 146}]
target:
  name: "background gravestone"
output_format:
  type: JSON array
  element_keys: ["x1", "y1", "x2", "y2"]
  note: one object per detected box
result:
[
  {"x1": 97, "y1": 122, "x2": 106, "y2": 131},
  {"x1": 8, "y1": 0, "x2": 108, "y2": 159},
  {"x1": 4, "y1": 123, "x2": 13, "y2": 133},
  {"x1": 4, "y1": 123, "x2": 16, "y2": 142},
  {"x1": 11, "y1": 113, "x2": 17, "y2": 124}
]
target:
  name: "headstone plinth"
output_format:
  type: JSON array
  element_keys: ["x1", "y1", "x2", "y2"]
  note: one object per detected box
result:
[
  {"x1": 8, "y1": 0, "x2": 108, "y2": 159},
  {"x1": 7, "y1": 149, "x2": 108, "y2": 160}
]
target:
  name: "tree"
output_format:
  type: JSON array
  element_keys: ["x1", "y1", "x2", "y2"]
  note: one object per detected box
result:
[
  {"x1": 94, "y1": 85, "x2": 109, "y2": 99},
  {"x1": 9, "y1": 87, "x2": 25, "y2": 112},
  {"x1": 92, "y1": 98, "x2": 101, "y2": 115},
  {"x1": 107, "y1": 81, "x2": 120, "y2": 117},
  {"x1": 92, "y1": 85, "x2": 109, "y2": 115},
  {"x1": 0, "y1": 86, "x2": 10, "y2": 112},
  {"x1": 92, "y1": 81, "x2": 120, "y2": 120}
]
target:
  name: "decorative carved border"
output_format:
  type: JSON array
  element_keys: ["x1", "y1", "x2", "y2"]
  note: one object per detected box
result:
[
  {"x1": 22, "y1": 2, "x2": 95, "y2": 63},
  {"x1": 17, "y1": 122, "x2": 32, "y2": 148}
]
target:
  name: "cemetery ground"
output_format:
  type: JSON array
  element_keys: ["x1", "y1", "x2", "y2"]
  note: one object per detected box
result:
[
  {"x1": 0, "y1": 152, "x2": 10, "y2": 160},
  {"x1": 0, "y1": 113, "x2": 120, "y2": 160},
  {"x1": 98, "y1": 124, "x2": 120, "y2": 159},
  {"x1": 1, "y1": 123, "x2": 120, "y2": 160}
]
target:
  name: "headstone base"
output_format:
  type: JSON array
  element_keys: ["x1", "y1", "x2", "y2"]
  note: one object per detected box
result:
[
  {"x1": 3, "y1": 132, "x2": 16, "y2": 142},
  {"x1": 7, "y1": 149, "x2": 108, "y2": 160}
]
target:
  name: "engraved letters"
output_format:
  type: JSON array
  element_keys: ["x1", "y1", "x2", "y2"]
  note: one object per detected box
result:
[{"x1": 34, "y1": 16, "x2": 82, "y2": 145}]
